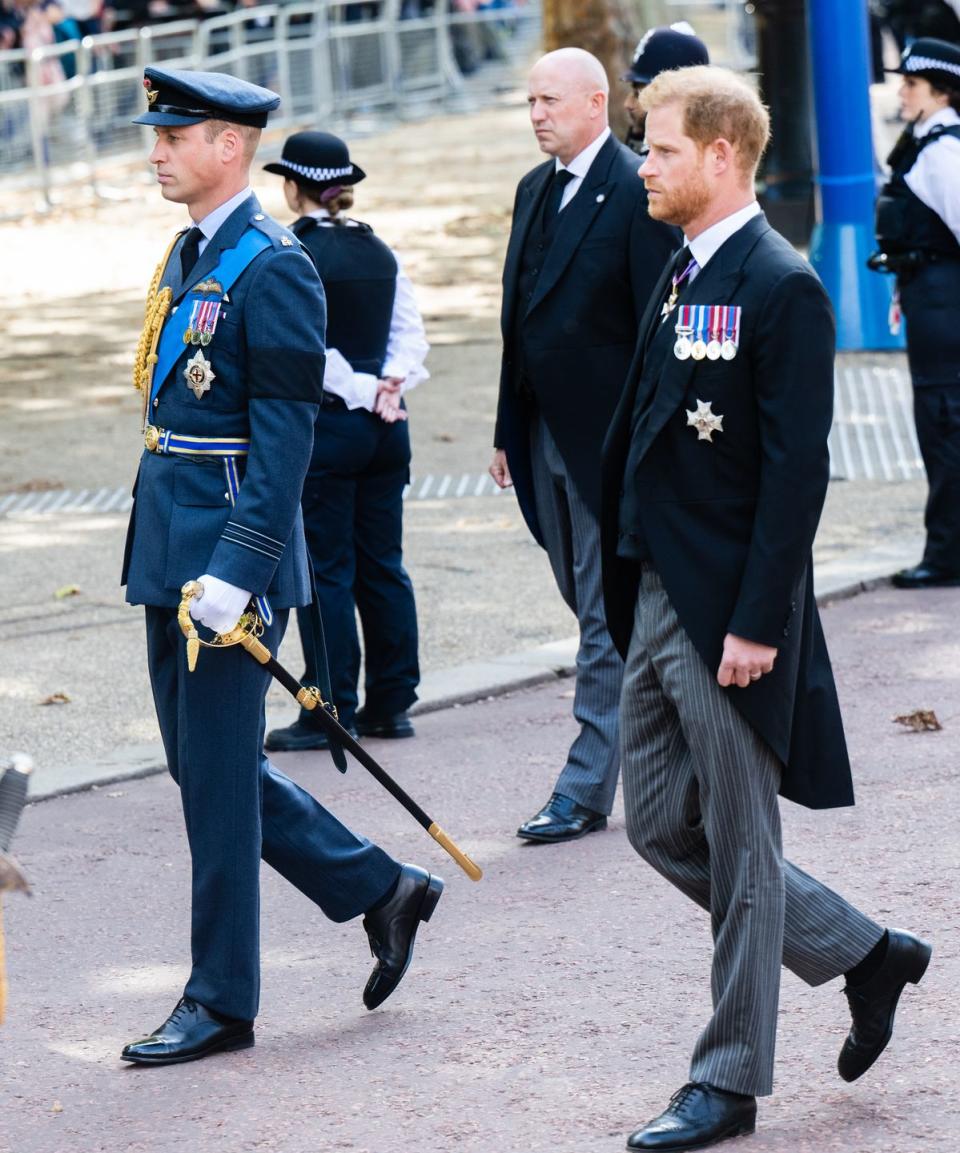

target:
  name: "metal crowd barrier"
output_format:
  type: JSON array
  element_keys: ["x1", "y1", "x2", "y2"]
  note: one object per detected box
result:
[{"x1": 0, "y1": 0, "x2": 540, "y2": 204}]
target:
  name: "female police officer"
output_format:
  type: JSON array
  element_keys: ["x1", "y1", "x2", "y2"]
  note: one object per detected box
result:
[
  {"x1": 872, "y1": 38, "x2": 960, "y2": 588},
  {"x1": 263, "y1": 132, "x2": 429, "y2": 749}
]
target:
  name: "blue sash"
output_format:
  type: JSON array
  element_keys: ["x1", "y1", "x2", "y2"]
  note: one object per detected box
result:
[{"x1": 151, "y1": 229, "x2": 272, "y2": 402}]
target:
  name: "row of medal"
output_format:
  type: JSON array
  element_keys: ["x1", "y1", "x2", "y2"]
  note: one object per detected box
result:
[
  {"x1": 182, "y1": 298, "x2": 223, "y2": 346},
  {"x1": 674, "y1": 305, "x2": 742, "y2": 362}
]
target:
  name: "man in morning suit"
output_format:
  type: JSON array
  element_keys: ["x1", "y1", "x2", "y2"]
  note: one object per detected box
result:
[
  {"x1": 120, "y1": 67, "x2": 443, "y2": 1065},
  {"x1": 489, "y1": 48, "x2": 677, "y2": 844},
  {"x1": 599, "y1": 67, "x2": 931, "y2": 1151}
]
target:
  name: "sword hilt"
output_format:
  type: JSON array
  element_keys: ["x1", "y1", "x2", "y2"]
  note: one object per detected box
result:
[{"x1": 178, "y1": 581, "x2": 204, "y2": 671}]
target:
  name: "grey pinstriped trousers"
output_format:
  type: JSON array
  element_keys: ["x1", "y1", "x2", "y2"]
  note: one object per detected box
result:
[
  {"x1": 620, "y1": 567, "x2": 883, "y2": 1096},
  {"x1": 530, "y1": 416, "x2": 623, "y2": 814}
]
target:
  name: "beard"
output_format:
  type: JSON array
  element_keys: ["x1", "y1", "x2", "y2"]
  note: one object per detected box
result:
[{"x1": 646, "y1": 170, "x2": 711, "y2": 229}]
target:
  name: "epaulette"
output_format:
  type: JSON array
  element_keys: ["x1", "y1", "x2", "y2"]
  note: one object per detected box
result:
[{"x1": 249, "y1": 211, "x2": 301, "y2": 250}]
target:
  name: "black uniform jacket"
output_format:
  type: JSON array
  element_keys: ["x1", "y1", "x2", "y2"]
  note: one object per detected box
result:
[
  {"x1": 600, "y1": 213, "x2": 855, "y2": 810},
  {"x1": 495, "y1": 133, "x2": 678, "y2": 545}
]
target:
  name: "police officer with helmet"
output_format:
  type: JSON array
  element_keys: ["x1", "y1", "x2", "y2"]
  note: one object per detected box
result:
[
  {"x1": 621, "y1": 22, "x2": 710, "y2": 154},
  {"x1": 262, "y1": 131, "x2": 428, "y2": 752},
  {"x1": 871, "y1": 38, "x2": 960, "y2": 588}
]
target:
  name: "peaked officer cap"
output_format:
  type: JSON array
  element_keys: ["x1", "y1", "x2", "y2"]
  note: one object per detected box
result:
[
  {"x1": 133, "y1": 67, "x2": 281, "y2": 128},
  {"x1": 263, "y1": 131, "x2": 366, "y2": 187},
  {"x1": 889, "y1": 37, "x2": 960, "y2": 93},
  {"x1": 622, "y1": 23, "x2": 710, "y2": 85}
]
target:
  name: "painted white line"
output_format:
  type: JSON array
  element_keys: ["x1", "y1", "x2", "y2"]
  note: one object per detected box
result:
[
  {"x1": 844, "y1": 366, "x2": 875, "y2": 481},
  {"x1": 832, "y1": 370, "x2": 857, "y2": 481},
  {"x1": 859, "y1": 366, "x2": 893, "y2": 481},
  {"x1": 455, "y1": 474, "x2": 470, "y2": 497},
  {"x1": 435, "y1": 474, "x2": 451, "y2": 498},
  {"x1": 417, "y1": 475, "x2": 434, "y2": 499},
  {"x1": 473, "y1": 473, "x2": 488, "y2": 496},
  {"x1": 875, "y1": 366, "x2": 912, "y2": 480}
]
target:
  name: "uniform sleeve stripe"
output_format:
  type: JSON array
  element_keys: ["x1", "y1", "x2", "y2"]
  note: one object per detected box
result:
[
  {"x1": 220, "y1": 533, "x2": 283, "y2": 560},
  {"x1": 225, "y1": 521, "x2": 284, "y2": 547}
]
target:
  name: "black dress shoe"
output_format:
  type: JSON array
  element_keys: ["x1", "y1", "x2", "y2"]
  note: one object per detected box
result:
[
  {"x1": 362, "y1": 863, "x2": 443, "y2": 1010},
  {"x1": 121, "y1": 997, "x2": 254, "y2": 1066},
  {"x1": 516, "y1": 792, "x2": 607, "y2": 843},
  {"x1": 891, "y1": 563, "x2": 960, "y2": 589},
  {"x1": 354, "y1": 708, "x2": 415, "y2": 740},
  {"x1": 264, "y1": 718, "x2": 357, "y2": 752},
  {"x1": 627, "y1": 1083, "x2": 757, "y2": 1152},
  {"x1": 838, "y1": 928, "x2": 932, "y2": 1082}
]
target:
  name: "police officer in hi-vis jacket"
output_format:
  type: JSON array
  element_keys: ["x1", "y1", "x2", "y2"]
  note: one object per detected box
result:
[{"x1": 121, "y1": 68, "x2": 443, "y2": 1066}]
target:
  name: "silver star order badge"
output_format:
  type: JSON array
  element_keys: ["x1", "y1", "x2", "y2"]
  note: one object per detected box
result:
[
  {"x1": 184, "y1": 349, "x2": 216, "y2": 400},
  {"x1": 686, "y1": 398, "x2": 724, "y2": 442}
]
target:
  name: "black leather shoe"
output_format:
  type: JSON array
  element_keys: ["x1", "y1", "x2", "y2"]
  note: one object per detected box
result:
[
  {"x1": 354, "y1": 708, "x2": 415, "y2": 739},
  {"x1": 892, "y1": 563, "x2": 960, "y2": 589},
  {"x1": 516, "y1": 792, "x2": 607, "y2": 843},
  {"x1": 264, "y1": 718, "x2": 357, "y2": 752},
  {"x1": 838, "y1": 928, "x2": 932, "y2": 1082},
  {"x1": 121, "y1": 997, "x2": 254, "y2": 1066},
  {"x1": 627, "y1": 1083, "x2": 757, "y2": 1152},
  {"x1": 362, "y1": 863, "x2": 443, "y2": 1010}
]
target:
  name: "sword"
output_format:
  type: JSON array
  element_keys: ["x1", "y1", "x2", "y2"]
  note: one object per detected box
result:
[{"x1": 177, "y1": 582, "x2": 483, "y2": 882}]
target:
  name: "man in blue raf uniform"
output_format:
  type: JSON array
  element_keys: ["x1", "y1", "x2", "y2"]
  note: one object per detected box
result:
[
  {"x1": 601, "y1": 67, "x2": 930, "y2": 1152},
  {"x1": 120, "y1": 67, "x2": 444, "y2": 1066}
]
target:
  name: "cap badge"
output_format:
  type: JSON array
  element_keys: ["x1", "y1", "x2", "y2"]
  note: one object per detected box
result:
[{"x1": 143, "y1": 79, "x2": 159, "y2": 105}]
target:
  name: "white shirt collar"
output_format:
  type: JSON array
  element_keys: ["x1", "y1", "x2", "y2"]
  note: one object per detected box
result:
[
  {"x1": 194, "y1": 186, "x2": 253, "y2": 245},
  {"x1": 686, "y1": 201, "x2": 762, "y2": 271},
  {"x1": 555, "y1": 126, "x2": 611, "y2": 177},
  {"x1": 914, "y1": 106, "x2": 960, "y2": 138}
]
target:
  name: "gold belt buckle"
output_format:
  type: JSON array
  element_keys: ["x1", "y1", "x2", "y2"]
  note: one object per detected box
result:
[{"x1": 144, "y1": 425, "x2": 162, "y2": 453}]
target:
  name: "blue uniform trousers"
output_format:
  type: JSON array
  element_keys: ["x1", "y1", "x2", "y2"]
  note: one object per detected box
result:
[
  {"x1": 296, "y1": 402, "x2": 419, "y2": 727},
  {"x1": 145, "y1": 605, "x2": 401, "y2": 1021},
  {"x1": 901, "y1": 260, "x2": 960, "y2": 571}
]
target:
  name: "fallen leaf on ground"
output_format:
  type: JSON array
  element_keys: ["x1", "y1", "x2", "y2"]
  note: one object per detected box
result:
[
  {"x1": 53, "y1": 585, "x2": 81, "y2": 599},
  {"x1": 892, "y1": 709, "x2": 942, "y2": 732},
  {"x1": 39, "y1": 692, "x2": 71, "y2": 706}
]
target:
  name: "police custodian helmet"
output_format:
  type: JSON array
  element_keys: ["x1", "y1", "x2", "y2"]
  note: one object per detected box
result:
[
  {"x1": 889, "y1": 37, "x2": 960, "y2": 93},
  {"x1": 132, "y1": 67, "x2": 281, "y2": 128},
  {"x1": 622, "y1": 22, "x2": 710, "y2": 85}
]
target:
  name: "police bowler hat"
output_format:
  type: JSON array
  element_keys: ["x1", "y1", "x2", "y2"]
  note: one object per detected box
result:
[
  {"x1": 622, "y1": 23, "x2": 710, "y2": 85},
  {"x1": 132, "y1": 67, "x2": 280, "y2": 128},
  {"x1": 890, "y1": 37, "x2": 960, "y2": 93},
  {"x1": 263, "y1": 131, "x2": 366, "y2": 188}
]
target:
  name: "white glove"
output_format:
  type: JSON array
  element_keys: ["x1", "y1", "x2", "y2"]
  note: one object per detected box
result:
[{"x1": 189, "y1": 574, "x2": 252, "y2": 635}]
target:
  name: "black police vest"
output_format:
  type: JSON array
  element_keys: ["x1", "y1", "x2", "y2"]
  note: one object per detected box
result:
[
  {"x1": 292, "y1": 217, "x2": 398, "y2": 376},
  {"x1": 875, "y1": 124, "x2": 960, "y2": 258}
]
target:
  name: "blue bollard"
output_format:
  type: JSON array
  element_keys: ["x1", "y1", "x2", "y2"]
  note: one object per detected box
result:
[{"x1": 806, "y1": 0, "x2": 904, "y2": 350}]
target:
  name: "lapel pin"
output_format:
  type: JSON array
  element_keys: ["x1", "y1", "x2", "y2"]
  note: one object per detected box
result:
[{"x1": 595, "y1": 194, "x2": 605, "y2": 203}]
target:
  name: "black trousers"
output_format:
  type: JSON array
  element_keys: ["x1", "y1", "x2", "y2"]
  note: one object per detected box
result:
[
  {"x1": 901, "y1": 261, "x2": 960, "y2": 571},
  {"x1": 297, "y1": 403, "x2": 419, "y2": 726}
]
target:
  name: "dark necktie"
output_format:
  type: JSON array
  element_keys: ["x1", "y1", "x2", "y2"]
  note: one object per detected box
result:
[
  {"x1": 544, "y1": 168, "x2": 576, "y2": 222},
  {"x1": 179, "y1": 226, "x2": 203, "y2": 281}
]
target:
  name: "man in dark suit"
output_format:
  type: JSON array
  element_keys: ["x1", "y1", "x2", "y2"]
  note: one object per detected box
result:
[
  {"x1": 120, "y1": 68, "x2": 443, "y2": 1066},
  {"x1": 600, "y1": 66, "x2": 930, "y2": 1151},
  {"x1": 490, "y1": 47, "x2": 677, "y2": 844}
]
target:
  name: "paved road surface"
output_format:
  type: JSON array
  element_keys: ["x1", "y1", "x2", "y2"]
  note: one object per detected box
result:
[{"x1": 2, "y1": 584, "x2": 956, "y2": 1153}]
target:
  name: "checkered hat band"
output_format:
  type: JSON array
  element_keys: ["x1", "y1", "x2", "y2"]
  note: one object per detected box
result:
[
  {"x1": 283, "y1": 160, "x2": 354, "y2": 181},
  {"x1": 905, "y1": 54, "x2": 960, "y2": 79}
]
